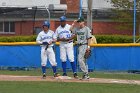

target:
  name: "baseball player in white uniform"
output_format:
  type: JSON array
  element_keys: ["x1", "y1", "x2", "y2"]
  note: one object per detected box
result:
[
  {"x1": 55, "y1": 16, "x2": 78, "y2": 78},
  {"x1": 36, "y1": 21, "x2": 60, "y2": 78},
  {"x1": 71, "y1": 17, "x2": 92, "y2": 79}
]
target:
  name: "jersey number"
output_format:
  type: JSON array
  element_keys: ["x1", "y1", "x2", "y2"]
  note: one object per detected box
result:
[
  {"x1": 80, "y1": 36, "x2": 84, "y2": 40},
  {"x1": 66, "y1": 34, "x2": 71, "y2": 38}
]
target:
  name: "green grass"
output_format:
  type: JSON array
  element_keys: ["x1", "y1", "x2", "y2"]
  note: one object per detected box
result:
[
  {"x1": 0, "y1": 69, "x2": 140, "y2": 80},
  {"x1": 0, "y1": 69, "x2": 140, "y2": 93},
  {"x1": 90, "y1": 71, "x2": 140, "y2": 80},
  {"x1": 0, "y1": 81, "x2": 139, "y2": 93}
]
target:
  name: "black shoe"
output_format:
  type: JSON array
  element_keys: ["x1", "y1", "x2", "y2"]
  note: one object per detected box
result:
[
  {"x1": 73, "y1": 73, "x2": 78, "y2": 79},
  {"x1": 54, "y1": 73, "x2": 60, "y2": 77},
  {"x1": 82, "y1": 74, "x2": 90, "y2": 80},
  {"x1": 63, "y1": 73, "x2": 67, "y2": 76},
  {"x1": 42, "y1": 74, "x2": 46, "y2": 79}
]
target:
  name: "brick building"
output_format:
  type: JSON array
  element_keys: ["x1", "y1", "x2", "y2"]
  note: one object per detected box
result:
[{"x1": 0, "y1": 0, "x2": 133, "y2": 36}]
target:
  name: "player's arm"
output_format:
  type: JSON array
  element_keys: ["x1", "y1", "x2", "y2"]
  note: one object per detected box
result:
[
  {"x1": 55, "y1": 29, "x2": 67, "y2": 42},
  {"x1": 67, "y1": 34, "x2": 76, "y2": 41},
  {"x1": 57, "y1": 37, "x2": 67, "y2": 42},
  {"x1": 70, "y1": 20, "x2": 77, "y2": 32},
  {"x1": 86, "y1": 27, "x2": 92, "y2": 49},
  {"x1": 54, "y1": 29, "x2": 61, "y2": 42},
  {"x1": 36, "y1": 33, "x2": 43, "y2": 44},
  {"x1": 36, "y1": 33, "x2": 49, "y2": 45},
  {"x1": 68, "y1": 21, "x2": 78, "y2": 41},
  {"x1": 87, "y1": 37, "x2": 92, "y2": 49},
  {"x1": 48, "y1": 32, "x2": 57, "y2": 44}
]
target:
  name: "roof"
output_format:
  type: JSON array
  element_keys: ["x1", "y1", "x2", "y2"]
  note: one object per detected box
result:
[
  {"x1": 0, "y1": 0, "x2": 115, "y2": 21},
  {"x1": 0, "y1": 0, "x2": 60, "y2": 7},
  {"x1": 0, "y1": 0, "x2": 113, "y2": 9}
]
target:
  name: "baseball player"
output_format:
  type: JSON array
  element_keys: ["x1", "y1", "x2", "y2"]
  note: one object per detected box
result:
[
  {"x1": 36, "y1": 21, "x2": 60, "y2": 79},
  {"x1": 71, "y1": 17, "x2": 92, "y2": 79},
  {"x1": 55, "y1": 16, "x2": 78, "y2": 79}
]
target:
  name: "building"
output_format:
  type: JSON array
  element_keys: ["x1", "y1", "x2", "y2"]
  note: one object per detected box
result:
[{"x1": 0, "y1": 0, "x2": 133, "y2": 36}]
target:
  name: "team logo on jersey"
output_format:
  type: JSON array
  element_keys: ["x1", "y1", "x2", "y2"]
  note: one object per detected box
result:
[
  {"x1": 59, "y1": 30, "x2": 69, "y2": 34},
  {"x1": 77, "y1": 32, "x2": 85, "y2": 35},
  {"x1": 41, "y1": 36, "x2": 52, "y2": 40}
]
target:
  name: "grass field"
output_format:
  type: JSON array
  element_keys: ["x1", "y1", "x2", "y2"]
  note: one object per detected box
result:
[
  {"x1": 0, "y1": 69, "x2": 140, "y2": 93},
  {"x1": 0, "y1": 81, "x2": 140, "y2": 93}
]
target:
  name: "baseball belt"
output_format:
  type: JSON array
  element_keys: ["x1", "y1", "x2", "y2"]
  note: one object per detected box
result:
[{"x1": 77, "y1": 43, "x2": 88, "y2": 46}]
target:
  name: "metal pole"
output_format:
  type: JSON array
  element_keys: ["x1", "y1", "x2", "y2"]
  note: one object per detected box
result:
[
  {"x1": 45, "y1": 5, "x2": 50, "y2": 22},
  {"x1": 133, "y1": 0, "x2": 136, "y2": 43},
  {"x1": 79, "y1": 0, "x2": 82, "y2": 18},
  {"x1": 87, "y1": 0, "x2": 93, "y2": 31}
]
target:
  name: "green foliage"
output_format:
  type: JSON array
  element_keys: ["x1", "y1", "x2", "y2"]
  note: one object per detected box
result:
[
  {"x1": 0, "y1": 35, "x2": 137, "y2": 43},
  {"x1": 106, "y1": 0, "x2": 140, "y2": 31},
  {"x1": 0, "y1": 35, "x2": 37, "y2": 42},
  {"x1": 95, "y1": 35, "x2": 133, "y2": 43}
]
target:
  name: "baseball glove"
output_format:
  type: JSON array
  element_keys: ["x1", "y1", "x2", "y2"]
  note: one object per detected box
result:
[{"x1": 84, "y1": 49, "x2": 91, "y2": 59}]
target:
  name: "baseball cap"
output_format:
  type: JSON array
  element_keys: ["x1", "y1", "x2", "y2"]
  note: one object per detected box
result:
[
  {"x1": 77, "y1": 17, "x2": 84, "y2": 22},
  {"x1": 43, "y1": 21, "x2": 50, "y2": 28},
  {"x1": 60, "y1": 16, "x2": 66, "y2": 22}
]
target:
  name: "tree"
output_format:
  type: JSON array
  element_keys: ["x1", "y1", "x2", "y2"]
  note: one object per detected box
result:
[{"x1": 106, "y1": 0, "x2": 140, "y2": 34}]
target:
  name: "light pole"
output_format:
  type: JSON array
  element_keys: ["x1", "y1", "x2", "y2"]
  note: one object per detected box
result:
[
  {"x1": 87, "y1": 0, "x2": 93, "y2": 32},
  {"x1": 45, "y1": 5, "x2": 50, "y2": 22},
  {"x1": 79, "y1": 0, "x2": 82, "y2": 18},
  {"x1": 133, "y1": 0, "x2": 136, "y2": 43}
]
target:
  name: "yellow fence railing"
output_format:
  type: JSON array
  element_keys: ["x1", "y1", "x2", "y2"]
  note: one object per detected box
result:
[{"x1": 0, "y1": 42, "x2": 140, "y2": 47}]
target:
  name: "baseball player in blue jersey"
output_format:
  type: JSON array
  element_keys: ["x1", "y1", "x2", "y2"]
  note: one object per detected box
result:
[
  {"x1": 36, "y1": 21, "x2": 60, "y2": 79},
  {"x1": 71, "y1": 17, "x2": 92, "y2": 80},
  {"x1": 55, "y1": 16, "x2": 78, "y2": 79}
]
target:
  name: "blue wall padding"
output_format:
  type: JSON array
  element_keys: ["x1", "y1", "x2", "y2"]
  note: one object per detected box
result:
[{"x1": 0, "y1": 45, "x2": 140, "y2": 71}]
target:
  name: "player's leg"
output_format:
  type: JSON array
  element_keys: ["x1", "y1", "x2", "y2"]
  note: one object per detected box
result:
[
  {"x1": 78, "y1": 45, "x2": 89, "y2": 79},
  {"x1": 67, "y1": 43, "x2": 78, "y2": 78},
  {"x1": 48, "y1": 47, "x2": 60, "y2": 77},
  {"x1": 60, "y1": 44, "x2": 67, "y2": 76},
  {"x1": 41, "y1": 48, "x2": 48, "y2": 78}
]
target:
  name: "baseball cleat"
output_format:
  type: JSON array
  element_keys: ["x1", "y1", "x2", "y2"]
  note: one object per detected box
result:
[
  {"x1": 82, "y1": 75, "x2": 90, "y2": 79},
  {"x1": 42, "y1": 74, "x2": 46, "y2": 79},
  {"x1": 81, "y1": 73, "x2": 90, "y2": 80},
  {"x1": 62, "y1": 73, "x2": 67, "y2": 76},
  {"x1": 73, "y1": 73, "x2": 78, "y2": 79},
  {"x1": 54, "y1": 73, "x2": 60, "y2": 77}
]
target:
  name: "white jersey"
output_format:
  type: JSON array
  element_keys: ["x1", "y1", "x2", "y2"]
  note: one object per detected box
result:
[
  {"x1": 36, "y1": 29, "x2": 57, "y2": 67},
  {"x1": 55, "y1": 24, "x2": 73, "y2": 43},
  {"x1": 55, "y1": 24, "x2": 74, "y2": 62},
  {"x1": 36, "y1": 30, "x2": 56, "y2": 47}
]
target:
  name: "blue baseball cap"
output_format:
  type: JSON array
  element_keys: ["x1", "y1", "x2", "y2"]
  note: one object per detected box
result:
[
  {"x1": 43, "y1": 21, "x2": 50, "y2": 28},
  {"x1": 60, "y1": 16, "x2": 66, "y2": 22}
]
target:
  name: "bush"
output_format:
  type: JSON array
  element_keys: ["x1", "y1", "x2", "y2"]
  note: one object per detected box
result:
[
  {"x1": 95, "y1": 35, "x2": 134, "y2": 43},
  {"x1": 0, "y1": 35, "x2": 37, "y2": 42},
  {"x1": 0, "y1": 35, "x2": 137, "y2": 43}
]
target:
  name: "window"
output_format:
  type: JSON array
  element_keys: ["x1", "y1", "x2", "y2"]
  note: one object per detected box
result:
[
  {"x1": 0, "y1": 22, "x2": 3, "y2": 32},
  {"x1": 0, "y1": 21, "x2": 15, "y2": 34},
  {"x1": 4, "y1": 22, "x2": 9, "y2": 32},
  {"x1": 10, "y1": 22, "x2": 15, "y2": 32}
]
